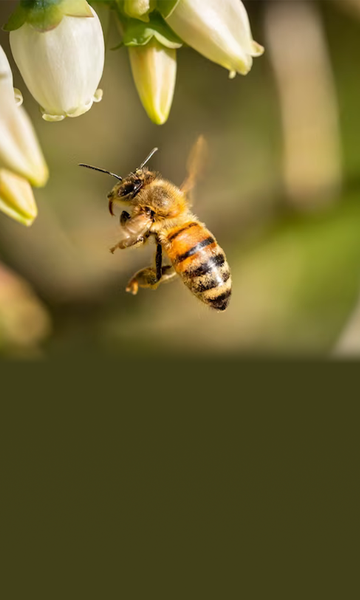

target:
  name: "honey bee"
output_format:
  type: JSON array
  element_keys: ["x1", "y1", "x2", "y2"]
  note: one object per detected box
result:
[{"x1": 79, "y1": 137, "x2": 231, "y2": 311}]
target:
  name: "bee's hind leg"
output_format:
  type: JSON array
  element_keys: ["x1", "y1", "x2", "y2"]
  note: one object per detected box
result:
[
  {"x1": 126, "y1": 244, "x2": 176, "y2": 295},
  {"x1": 126, "y1": 266, "x2": 176, "y2": 295}
]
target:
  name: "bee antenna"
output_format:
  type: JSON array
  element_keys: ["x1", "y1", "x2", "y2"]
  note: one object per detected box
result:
[
  {"x1": 139, "y1": 147, "x2": 158, "y2": 169},
  {"x1": 79, "y1": 163, "x2": 122, "y2": 181}
]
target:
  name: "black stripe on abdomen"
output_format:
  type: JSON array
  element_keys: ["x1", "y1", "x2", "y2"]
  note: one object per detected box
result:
[
  {"x1": 193, "y1": 269, "x2": 230, "y2": 293},
  {"x1": 167, "y1": 222, "x2": 198, "y2": 242},
  {"x1": 175, "y1": 236, "x2": 215, "y2": 264},
  {"x1": 207, "y1": 288, "x2": 232, "y2": 311},
  {"x1": 187, "y1": 253, "x2": 225, "y2": 278}
]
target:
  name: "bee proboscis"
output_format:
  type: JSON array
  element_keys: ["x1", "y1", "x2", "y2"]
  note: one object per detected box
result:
[{"x1": 79, "y1": 137, "x2": 231, "y2": 311}]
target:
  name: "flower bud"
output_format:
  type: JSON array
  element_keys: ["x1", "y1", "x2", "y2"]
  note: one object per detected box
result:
[
  {"x1": 0, "y1": 47, "x2": 48, "y2": 187},
  {"x1": 129, "y1": 39, "x2": 177, "y2": 125},
  {"x1": 124, "y1": 0, "x2": 155, "y2": 21},
  {"x1": 164, "y1": 0, "x2": 264, "y2": 76},
  {"x1": 0, "y1": 169, "x2": 38, "y2": 227},
  {"x1": 9, "y1": 3, "x2": 105, "y2": 121}
]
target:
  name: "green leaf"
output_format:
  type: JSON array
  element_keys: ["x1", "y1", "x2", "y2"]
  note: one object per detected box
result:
[
  {"x1": 157, "y1": 0, "x2": 180, "y2": 19},
  {"x1": 122, "y1": 11, "x2": 182, "y2": 48},
  {"x1": 3, "y1": 0, "x2": 93, "y2": 32},
  {"x1": 3, "y1": 6, "x2": 28, "y2": 31}
]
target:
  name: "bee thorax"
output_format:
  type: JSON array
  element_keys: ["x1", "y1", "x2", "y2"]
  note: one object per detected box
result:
[{"x1": 141, "y1": 181, "x2": 185, "y2": 218}]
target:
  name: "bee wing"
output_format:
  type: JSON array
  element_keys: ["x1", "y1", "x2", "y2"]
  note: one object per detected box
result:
[{"x1": 181, "y1": 135, "x2": 208, "y2": 202}]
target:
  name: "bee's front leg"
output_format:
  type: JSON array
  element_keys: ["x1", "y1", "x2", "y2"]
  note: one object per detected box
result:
[
  {"x1": 120, "y1": 210, "x2": 130, "y2": 226},
  {"x1": 110, "y1": 212, "x2": 151, "y2": 254},
  {"x1": 110, "y1": 234, "x2": 146, "y2": 254},
  {"x1": 110, "y1": 211, "x2": 138, "y2": 253}
]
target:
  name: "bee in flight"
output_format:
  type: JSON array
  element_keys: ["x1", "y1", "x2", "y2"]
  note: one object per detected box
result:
[{"x1": 79, "y1": 137, "x2": 231, "y2": 311}]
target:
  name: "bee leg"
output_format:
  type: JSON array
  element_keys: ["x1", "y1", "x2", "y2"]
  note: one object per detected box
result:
[
  {"x1": 126, "y1": 266, "x2": 176, "y2": 295},
  {"x1": 126, "y1": 265, "x2": 176, "y2": 295},
  {"x1": 159, "y1": 266, "x2": 177, "y2": 284},
  {"x1": 120, "y1": 211, "x2": 131, "y2": 226},
  {"x1": 155, "y1": 243, "x2": 162, "y2": 281},
  {"x1": 126, "y1": 243, "x2": 176, "y2": 295},
  {"x1": 154, "y1": 244, "x2": 177, "y2": 283},
  {"x1": 110, "y1": 213, "x2": 136, "y2": 253},
  {"x1": 126, "y1": 268, "x2": 158, "y2": 295},
  {"x1": 110, "y1": 234, "x2": 146, "y2": 254}
]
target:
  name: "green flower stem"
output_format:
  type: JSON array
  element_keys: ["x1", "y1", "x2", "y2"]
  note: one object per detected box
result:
[{"x1": 116, "y1": 7, "x2": 182, "y2": 48}]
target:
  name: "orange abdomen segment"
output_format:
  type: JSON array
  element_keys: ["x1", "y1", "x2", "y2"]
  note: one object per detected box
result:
[{"x1": 165, "y1": 222, "x2": 231, "y2": 311}]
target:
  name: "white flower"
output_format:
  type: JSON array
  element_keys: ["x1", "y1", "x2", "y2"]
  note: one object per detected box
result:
[
  {"x1": 129, "y1": 40, "x2": 177, "y2": 125},
  {"x1": 0, "y1": 46, "x2": 48, "y2": 188},
  {"x1": 0, "y1": 45, "x2": 22, "y2": 106},
  {"x1": 165, "y1": 0, "x2": 264, "y2": 77},
  {"x1": 0, "y1": 169, "x2": 38, "y2": 226},
  {"x1": 10, "y1": 5, "x2": 105, "y2": 122}
]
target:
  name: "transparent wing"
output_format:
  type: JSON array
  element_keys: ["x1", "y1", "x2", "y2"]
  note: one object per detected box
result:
[{"x1": 181, "y1": 135, "x2": 208, "y2": 203}]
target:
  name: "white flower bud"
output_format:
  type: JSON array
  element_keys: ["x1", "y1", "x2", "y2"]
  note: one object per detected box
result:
[
  {"x1": 165, "y1": 0, "x2": 264, "y2": 76},
  {"x1": 9, "y1": 6, "x2": 105, "y2": 121},
  {"x1": 0, "y1": 46, "x2": 48, "y2": 187},
  {"x1": 0, "y1": 169, "x2": 38, "y2": 226},
  {"x1": 129, "y1": 40, "x2": 177, "y2": 125}
]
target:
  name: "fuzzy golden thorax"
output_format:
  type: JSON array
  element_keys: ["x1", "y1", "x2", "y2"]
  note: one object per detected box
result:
[{"x1": 133, "y1": 179, "x2": 189, "y2": 221}]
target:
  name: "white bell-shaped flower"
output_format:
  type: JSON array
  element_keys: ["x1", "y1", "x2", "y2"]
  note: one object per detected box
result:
[
  {"x1": 0, "y1": 46, "x2": 48, "y2": 188},
  {"x1": 10, "y1": 5, "x2": 105, "y2": 121},
  {"x1": 165, "y1": 0, "x2": 264, "y2": 77},
  {"x1": 0, "y1": 44, "x2": 16, "y2": 93}
]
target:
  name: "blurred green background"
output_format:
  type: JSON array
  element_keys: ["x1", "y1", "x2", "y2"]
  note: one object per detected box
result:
[{"x1": 1, "y1": 0, "x2": 360, "y2": 358}]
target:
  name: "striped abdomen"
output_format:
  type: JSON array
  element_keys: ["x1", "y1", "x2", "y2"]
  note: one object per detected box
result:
[{"x1": 165, "y1": 221, "x2": 231, "y2": 311}]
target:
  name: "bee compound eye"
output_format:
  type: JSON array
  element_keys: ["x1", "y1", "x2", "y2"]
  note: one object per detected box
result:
[{"x1": 119, "y1": 183, "x2": 134, "y2": 197}]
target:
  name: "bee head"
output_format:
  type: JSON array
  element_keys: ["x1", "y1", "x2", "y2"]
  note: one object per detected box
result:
[
  {"x1": 79, "y1": 148, "x2": 158, "y2": 216},
  {"x1": 108, "y1": 170, "x2": 146, "y2": 202}
]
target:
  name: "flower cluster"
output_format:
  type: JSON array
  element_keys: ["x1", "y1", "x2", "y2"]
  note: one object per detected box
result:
[
  {"x1": 0, "y1": 46, "x2": 48, "y2": 226},
  {"x1": 0, "y1": 1, "x2": 263, "y2": 225},
  {"x1": 119, "y1": 0, "x2": 264, "y2": 123},
  {"x1": 3, "y1": 0, "x2": 263, "y2": 126}
]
